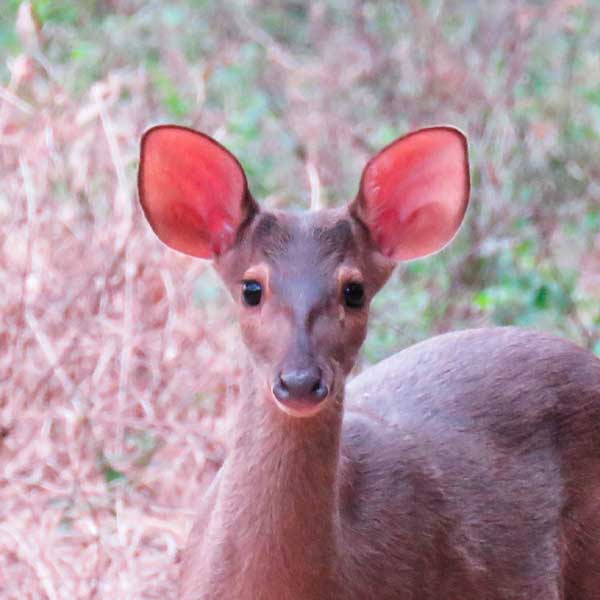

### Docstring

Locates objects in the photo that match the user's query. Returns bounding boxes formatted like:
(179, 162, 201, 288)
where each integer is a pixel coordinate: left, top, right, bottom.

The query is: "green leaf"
(104, 465, 126, 484)
(473, 290, 493, 310)
(533, 285, 550, 310)
(585, 210, 599, 230)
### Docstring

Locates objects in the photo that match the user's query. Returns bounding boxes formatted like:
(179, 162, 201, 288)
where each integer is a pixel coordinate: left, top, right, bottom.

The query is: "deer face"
(138, 126, 469, 418)
(214, 209, 394, 417)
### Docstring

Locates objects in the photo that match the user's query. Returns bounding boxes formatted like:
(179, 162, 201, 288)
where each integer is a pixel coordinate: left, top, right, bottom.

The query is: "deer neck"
(214, 366, 344, 598)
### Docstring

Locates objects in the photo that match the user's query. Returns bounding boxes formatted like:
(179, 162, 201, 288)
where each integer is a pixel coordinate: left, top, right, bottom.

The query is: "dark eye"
(343, 282, 365, 309)
(242, 280, 262, 306)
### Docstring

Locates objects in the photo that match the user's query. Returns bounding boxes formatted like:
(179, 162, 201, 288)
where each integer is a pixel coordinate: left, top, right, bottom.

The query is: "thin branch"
(306, 159, 321, 211)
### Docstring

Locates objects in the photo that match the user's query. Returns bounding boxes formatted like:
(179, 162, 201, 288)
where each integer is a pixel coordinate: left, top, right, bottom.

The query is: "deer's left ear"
(350, 127, 470, 261)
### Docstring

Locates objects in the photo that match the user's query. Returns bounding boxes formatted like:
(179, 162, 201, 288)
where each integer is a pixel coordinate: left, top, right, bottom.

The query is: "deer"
(137, 124, 600, 600)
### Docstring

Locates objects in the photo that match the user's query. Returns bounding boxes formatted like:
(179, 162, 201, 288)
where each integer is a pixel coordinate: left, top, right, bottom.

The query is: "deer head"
(138, 125, 469, 418)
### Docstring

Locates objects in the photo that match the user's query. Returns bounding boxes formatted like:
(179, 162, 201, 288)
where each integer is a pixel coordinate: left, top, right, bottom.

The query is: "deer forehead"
(247, 211, 360, 280)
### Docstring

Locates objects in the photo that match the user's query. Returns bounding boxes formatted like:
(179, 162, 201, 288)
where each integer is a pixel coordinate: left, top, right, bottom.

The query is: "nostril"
(313, 381, 329, 400)
(272, 377, 289, 402)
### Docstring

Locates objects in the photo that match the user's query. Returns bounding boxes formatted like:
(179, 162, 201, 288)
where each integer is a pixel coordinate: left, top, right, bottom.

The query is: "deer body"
(137, 125, 600, 599)
(180, 327, 600, 599)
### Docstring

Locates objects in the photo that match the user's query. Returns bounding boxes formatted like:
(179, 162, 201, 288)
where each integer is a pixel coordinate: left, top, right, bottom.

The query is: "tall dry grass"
(1, 21, 239, 598)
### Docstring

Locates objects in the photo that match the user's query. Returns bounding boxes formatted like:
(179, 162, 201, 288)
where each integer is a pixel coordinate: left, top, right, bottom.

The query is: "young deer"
(138, 125, 600, 600)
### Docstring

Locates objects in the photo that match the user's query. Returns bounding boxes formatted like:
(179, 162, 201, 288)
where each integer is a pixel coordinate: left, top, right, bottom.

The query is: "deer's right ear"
(138, 125, 257, 259)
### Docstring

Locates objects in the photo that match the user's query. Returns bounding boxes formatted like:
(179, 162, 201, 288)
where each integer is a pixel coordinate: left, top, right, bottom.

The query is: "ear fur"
(351, 126, 470, 261)
(138, 125, 257, 258)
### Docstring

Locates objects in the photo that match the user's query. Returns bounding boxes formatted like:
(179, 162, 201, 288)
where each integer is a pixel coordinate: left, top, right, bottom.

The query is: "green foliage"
(31, 0, 80, 25)
(151, 66, 192, 118)
(98, 451, 127, 486)
(104, 465, 126, 484)
(2, 0, 597, 357)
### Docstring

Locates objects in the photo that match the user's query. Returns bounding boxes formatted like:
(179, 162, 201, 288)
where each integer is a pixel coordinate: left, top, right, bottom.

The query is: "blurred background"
(1, 0, 599, 597)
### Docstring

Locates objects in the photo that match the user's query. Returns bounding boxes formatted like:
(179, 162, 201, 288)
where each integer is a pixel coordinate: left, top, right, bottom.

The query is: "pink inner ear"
(139, 126, 248, 258)
(359, 127, 469, 261)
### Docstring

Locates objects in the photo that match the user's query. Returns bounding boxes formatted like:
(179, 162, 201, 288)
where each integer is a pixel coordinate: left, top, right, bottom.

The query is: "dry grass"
(1, 1, 599, 597)
(0, 41, 240, 599)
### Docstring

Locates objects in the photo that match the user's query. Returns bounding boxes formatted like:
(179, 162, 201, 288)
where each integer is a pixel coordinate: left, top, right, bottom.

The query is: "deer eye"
(242, 280, 262, 306)
(343, 282, 365, 309)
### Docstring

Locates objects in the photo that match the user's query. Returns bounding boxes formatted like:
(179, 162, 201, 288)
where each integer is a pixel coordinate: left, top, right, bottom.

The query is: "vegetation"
(1, 0, 598, 596)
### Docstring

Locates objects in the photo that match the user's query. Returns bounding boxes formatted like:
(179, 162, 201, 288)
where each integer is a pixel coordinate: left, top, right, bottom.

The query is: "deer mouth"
(272, 394, 329, 418)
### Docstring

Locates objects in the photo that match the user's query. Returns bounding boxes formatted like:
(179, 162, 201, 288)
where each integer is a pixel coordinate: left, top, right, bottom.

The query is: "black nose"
(273, 367, 329, 403)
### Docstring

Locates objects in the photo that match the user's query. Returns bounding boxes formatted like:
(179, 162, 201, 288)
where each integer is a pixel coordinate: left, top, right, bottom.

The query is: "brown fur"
(178, 210, 600, 600)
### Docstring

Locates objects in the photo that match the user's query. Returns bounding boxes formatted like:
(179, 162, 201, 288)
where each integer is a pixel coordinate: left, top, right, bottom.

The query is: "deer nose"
(273, 367, 329, 403)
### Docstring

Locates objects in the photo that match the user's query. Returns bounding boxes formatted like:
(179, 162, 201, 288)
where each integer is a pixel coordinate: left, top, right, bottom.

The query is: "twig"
(0, 86, 33, 114)
(306, 159, 321, 211)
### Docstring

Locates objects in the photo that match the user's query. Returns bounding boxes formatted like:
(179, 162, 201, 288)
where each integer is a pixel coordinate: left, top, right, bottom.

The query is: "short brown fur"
(137, 126, 600, 600)
(181, 211, 600, 600)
